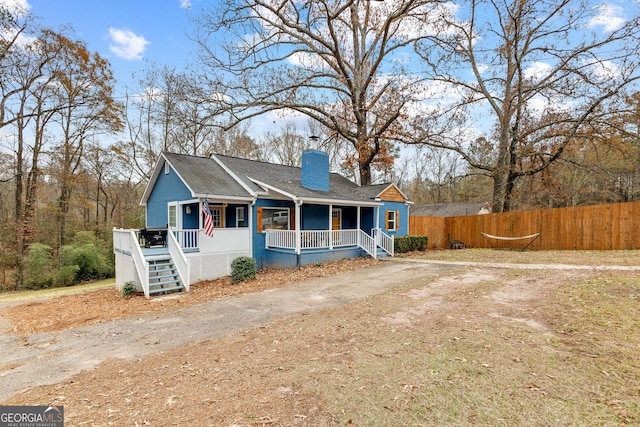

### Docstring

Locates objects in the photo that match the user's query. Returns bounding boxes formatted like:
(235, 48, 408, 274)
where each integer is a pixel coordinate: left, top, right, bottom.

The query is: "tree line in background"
(2, 0, 640, 289)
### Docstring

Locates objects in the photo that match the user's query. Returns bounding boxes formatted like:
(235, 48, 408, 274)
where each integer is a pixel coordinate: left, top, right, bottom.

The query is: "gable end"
(379, 185, 407, 202)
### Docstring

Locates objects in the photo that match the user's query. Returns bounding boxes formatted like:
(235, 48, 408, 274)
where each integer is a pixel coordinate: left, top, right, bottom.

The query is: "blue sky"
(3, 0, 199, 93)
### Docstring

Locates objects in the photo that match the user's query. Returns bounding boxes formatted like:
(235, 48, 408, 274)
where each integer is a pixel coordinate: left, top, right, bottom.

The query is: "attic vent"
(164, 162, 170, 174)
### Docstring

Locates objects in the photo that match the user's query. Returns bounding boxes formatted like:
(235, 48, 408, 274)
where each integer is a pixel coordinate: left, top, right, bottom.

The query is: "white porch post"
(329, 204, 333, 249)
(295, 202, 301, 254)
(248, 202, 254, 256)
(357, 206, 361, 247)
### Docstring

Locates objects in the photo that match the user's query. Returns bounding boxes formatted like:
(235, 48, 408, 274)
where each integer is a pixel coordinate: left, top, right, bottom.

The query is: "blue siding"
(265, 247, 366, 269)
(301, 205, 329, 229)
(301, 150, 330, 191)
(252, 199, 295, 269)
(225, 204, 249, 228)
(146, 163, 193, 227)
(341, 206, 358, 229)
(379, 201, 409, 236)
(360, 207, 375, 234)
(182, 203, 199, 229)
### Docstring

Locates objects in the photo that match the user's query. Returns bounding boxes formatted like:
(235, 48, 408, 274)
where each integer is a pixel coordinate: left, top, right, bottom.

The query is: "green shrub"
(122, 281, 137, 298)
(412, 235, 428, 251)
(394, 235, 428, 253)
(23, 243, 55, 289)
(60, 243, 111, 282)
(56, 265, 80, 287)
(231, 257, 256, 283)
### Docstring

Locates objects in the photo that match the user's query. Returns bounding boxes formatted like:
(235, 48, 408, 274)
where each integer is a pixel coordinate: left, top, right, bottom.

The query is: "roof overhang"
(250, 178, 381, 207)
(193, 194, 255, 202)
(140, 152, 199, 206)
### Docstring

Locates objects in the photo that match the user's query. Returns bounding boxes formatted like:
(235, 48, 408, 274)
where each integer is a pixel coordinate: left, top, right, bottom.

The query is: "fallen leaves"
(2, 257, 378, 335)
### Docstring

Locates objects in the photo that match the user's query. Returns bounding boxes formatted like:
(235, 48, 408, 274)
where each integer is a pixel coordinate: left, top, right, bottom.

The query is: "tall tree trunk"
(13, 116, 25, 289)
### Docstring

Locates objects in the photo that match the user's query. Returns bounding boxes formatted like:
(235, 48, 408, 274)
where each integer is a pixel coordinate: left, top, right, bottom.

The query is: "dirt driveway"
(0, 259, 457, 401)
(1, 254, 639, 426)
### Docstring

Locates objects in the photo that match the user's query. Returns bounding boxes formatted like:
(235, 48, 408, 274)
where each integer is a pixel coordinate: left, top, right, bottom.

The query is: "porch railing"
(358, 230, 376, 258)
(113, 228, 150, 297)
(172, 229, 199, 250)
(267, 229, 362, 250)
(374, 228, 394, 257)
(167, 229, 191, 291)
(266, 228, 391, 258)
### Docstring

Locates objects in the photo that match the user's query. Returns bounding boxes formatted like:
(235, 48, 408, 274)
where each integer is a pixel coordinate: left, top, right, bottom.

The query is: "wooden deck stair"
(147, 255, 184, 296)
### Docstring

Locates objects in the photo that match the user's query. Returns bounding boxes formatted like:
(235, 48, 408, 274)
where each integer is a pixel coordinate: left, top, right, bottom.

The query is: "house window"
(211, 207, 223, 228)
(168, 203, 177, 228)
(236, 207, 245, 227)
(203, 206, 224, 228)
(261, 208, 290, 230)
(386, 210, 398, 231)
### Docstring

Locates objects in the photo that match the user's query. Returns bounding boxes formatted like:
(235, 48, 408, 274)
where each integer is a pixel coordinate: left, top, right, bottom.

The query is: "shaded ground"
(1, 251, 639, 426)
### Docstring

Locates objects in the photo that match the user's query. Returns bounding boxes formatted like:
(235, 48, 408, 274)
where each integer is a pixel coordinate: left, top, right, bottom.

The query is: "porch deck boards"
(142, 247, 169, 257)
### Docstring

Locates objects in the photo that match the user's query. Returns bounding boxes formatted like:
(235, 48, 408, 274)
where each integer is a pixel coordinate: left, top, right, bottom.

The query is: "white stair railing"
(358, 230, 377, 258)
(129, 230, 150, 298)
(167, 230, 191, 291)
(373, 228, 394, 257)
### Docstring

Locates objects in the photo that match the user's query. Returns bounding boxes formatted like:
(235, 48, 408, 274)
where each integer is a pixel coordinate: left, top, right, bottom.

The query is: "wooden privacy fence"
(409, 201, 640, 251)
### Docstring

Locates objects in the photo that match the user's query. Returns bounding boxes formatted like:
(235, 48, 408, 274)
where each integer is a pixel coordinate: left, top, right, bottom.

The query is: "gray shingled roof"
(355, 183, 390, 199)
(411, 202, 487, 217)
(164, 152, 251, 198)
(163, 151, 390, 204)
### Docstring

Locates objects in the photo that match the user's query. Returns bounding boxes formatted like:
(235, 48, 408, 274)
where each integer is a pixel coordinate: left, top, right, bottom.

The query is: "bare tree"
(261, 121, 309, 167)
(412, 0, 640, 211)
(117, 65, 222, 182)
(45, 29, 123, 247)
(195, 0, 442, 184)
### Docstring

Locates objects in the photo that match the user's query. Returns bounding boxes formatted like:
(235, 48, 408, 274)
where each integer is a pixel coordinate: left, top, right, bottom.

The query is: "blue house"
(113, 150, 411, 297)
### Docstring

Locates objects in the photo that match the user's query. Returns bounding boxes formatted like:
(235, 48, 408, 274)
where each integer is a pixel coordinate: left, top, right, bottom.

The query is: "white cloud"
(0, 0, 30, 16)
(588, 59, 620, 80)
(179, 0, 191, 9)
(524, 61, 552, 80)
(108, 27, 149, 60)
(0, 0, 36, 50)
(588, 4, 625, 32)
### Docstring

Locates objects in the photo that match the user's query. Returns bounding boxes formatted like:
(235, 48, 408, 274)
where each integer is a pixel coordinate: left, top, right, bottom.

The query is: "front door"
(332, 208, 341, 244)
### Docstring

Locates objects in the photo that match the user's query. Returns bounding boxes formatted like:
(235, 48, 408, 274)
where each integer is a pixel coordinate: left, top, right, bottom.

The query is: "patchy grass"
(3, 254, 639, 426)
(404, 248, 640, 266)
(0, 278, 114, 303)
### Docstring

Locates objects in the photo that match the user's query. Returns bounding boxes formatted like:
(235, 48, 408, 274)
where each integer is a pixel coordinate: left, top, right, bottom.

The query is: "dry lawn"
(1, 250, 639, 426)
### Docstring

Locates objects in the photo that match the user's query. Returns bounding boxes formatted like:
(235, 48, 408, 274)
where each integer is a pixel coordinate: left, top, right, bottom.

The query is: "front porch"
(266, 228, 392, 256)
(113, 226, 252, 298)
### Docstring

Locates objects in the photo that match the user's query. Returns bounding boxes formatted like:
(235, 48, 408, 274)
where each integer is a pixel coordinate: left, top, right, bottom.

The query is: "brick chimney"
(301, 148, 330, 192)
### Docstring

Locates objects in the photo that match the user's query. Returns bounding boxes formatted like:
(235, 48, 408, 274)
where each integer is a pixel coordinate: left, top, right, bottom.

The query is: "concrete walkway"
(0, 259, 461, 402)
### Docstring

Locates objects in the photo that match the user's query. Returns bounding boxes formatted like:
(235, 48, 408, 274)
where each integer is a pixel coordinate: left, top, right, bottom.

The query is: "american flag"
(202, 198, 215, 237)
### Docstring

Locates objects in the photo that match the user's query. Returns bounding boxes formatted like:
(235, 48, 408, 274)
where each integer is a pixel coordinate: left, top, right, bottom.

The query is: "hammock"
(480, 232, 541, 251)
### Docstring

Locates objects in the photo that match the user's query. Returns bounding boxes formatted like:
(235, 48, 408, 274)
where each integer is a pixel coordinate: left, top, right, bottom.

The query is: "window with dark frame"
(261, 208, 290, 230)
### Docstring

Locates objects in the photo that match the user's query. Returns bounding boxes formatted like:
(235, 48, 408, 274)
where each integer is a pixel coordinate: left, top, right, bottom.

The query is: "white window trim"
(236, 206, 245, 227)
(387, 210, 397, 231)
(168, 202, 178, 229)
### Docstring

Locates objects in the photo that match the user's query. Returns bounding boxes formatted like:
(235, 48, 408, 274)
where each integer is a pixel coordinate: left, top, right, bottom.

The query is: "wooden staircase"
(147, 255, 184, 296)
